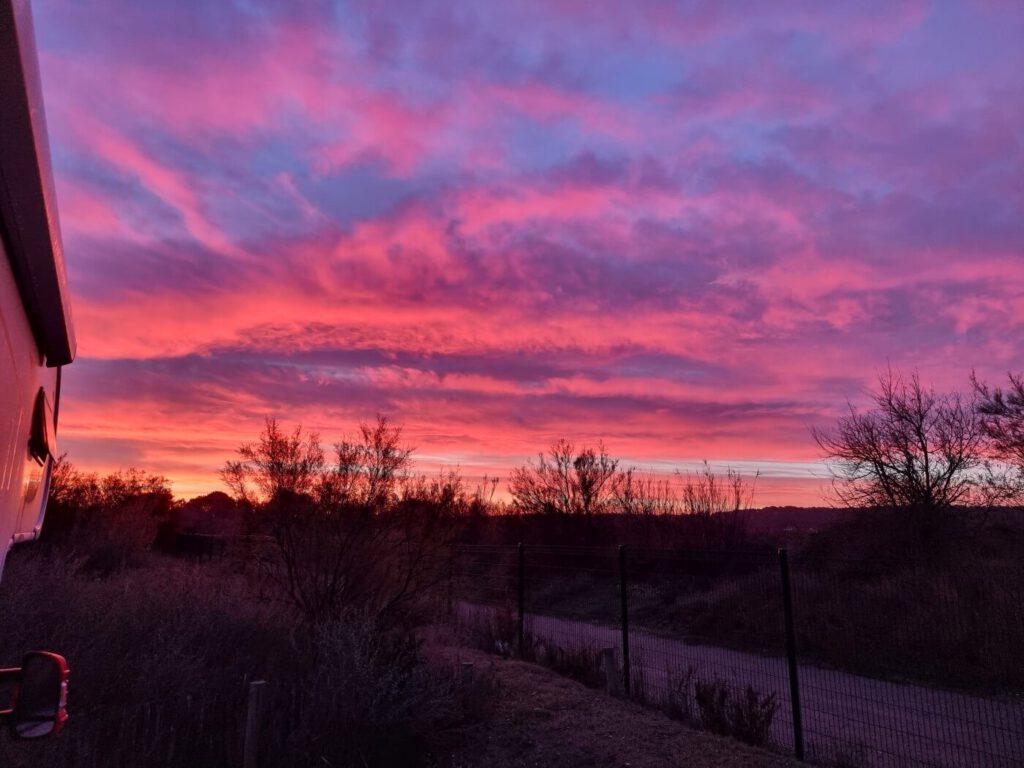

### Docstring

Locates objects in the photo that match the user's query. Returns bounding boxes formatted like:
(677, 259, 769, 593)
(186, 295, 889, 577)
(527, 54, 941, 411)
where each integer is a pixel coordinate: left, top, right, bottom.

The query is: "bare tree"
(43, 455, 172, 570)
(679, 462, 757, 547)
(320, 415, 414, 509)
(469, 474, 500, 516)
(509, 439, 619, 515)
(225, 417, 453, 626)
(813, 369, 990, 514)
(612, 468, 679, 515)
(221, 418, 325, 506)
(973, 372, 1024, 494)
(359, 415, 414, 508)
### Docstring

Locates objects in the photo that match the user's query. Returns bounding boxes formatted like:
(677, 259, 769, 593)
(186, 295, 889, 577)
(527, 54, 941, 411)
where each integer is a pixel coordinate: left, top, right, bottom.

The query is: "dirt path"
(519, 610, 1024, 768)
(433, 644, 798, 768)
(453, 603, 1024, 767)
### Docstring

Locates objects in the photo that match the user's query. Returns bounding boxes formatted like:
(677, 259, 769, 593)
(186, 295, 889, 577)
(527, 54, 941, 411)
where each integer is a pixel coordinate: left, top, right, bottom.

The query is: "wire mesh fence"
(450, 543, 1024, 768)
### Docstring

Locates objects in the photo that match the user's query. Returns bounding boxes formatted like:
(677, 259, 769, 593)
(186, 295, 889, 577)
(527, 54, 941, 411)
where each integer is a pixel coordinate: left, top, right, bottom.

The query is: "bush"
(694, 678, 777, 746)
(534, 641, 605, 689)
(662, 665, 698, 722)
(0, 549, 496, 767)
(460, 605, 530, 660)
(288, 618, 493, 766)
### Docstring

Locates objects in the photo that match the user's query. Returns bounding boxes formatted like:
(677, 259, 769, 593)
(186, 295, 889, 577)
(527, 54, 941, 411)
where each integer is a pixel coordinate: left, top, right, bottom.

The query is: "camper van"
(0, 0, 75, 575)
(0, 0, 75, 739)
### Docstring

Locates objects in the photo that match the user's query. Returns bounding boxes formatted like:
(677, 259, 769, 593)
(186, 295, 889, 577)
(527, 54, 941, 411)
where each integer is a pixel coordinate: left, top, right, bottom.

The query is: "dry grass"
(0, 550, 494, 767)
(432, 644, 797, 768)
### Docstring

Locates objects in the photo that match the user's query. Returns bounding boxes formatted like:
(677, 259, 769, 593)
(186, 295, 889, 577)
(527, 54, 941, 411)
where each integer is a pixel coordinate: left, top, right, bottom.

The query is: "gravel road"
(461, 604, 1024, 767)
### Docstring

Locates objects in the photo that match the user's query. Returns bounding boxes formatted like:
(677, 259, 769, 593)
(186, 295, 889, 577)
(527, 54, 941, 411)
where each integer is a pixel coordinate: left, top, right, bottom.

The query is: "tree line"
(41, 367, 1024, 621)
(815, 368, 1024, 516)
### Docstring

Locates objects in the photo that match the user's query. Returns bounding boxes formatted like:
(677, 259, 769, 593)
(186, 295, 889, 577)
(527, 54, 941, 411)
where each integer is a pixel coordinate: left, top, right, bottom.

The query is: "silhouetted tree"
(224, 417, 454, 626)
(679, 462, 757, 547)
(612, 468, 678, 515)
(610, 462, 755, 545)
(321, 415, 413, 509)
(973, 371, 1024, 501)
(813, 369, 992, 515)
(221, 418, 325, 506)
(509, 439, 619, 515)
(43, 455, 172, 571)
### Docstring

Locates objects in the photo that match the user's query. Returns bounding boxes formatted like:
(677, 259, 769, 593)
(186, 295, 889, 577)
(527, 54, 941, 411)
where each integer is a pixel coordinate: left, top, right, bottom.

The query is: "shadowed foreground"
(456, 602, 1024, 767)
(434, 644, 796, 768)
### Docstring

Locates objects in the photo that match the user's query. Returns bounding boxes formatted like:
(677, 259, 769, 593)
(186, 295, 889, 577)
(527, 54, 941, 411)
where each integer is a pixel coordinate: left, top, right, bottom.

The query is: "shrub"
(288, 618, 492, 766)
(534, 641, 605, 688)
(460, 605, 530, 659)
(694, 678, 777, 746)
(662, 665, 698, 722)
(0, 549, 498, 768)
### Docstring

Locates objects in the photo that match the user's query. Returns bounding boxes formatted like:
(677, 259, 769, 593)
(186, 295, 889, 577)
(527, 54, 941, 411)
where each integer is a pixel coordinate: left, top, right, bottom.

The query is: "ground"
(431, 645, 797, 768)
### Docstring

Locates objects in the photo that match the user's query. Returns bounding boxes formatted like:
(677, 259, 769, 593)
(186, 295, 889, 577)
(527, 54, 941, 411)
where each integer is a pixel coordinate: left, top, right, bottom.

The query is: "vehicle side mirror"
(6, 652, 68, 739)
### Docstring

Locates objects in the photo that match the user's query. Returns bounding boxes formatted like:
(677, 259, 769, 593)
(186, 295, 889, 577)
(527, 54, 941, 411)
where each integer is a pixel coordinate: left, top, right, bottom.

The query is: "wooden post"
(243, 680, 268, 768)
(599, 647, 619, 696)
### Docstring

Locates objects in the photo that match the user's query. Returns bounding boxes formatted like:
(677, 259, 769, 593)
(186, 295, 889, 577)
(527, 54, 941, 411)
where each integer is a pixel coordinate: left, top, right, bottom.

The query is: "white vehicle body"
(0, 0, 76, 577)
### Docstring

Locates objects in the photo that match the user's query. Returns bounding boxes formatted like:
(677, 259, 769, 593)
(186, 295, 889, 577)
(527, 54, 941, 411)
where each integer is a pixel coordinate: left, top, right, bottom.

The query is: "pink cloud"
(37, 0, 1024, 504)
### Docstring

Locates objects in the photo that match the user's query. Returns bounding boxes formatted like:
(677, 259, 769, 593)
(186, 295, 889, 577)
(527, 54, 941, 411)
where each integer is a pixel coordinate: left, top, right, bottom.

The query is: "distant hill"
(745, 506, 844, 533)
(177, 491, 242, 536)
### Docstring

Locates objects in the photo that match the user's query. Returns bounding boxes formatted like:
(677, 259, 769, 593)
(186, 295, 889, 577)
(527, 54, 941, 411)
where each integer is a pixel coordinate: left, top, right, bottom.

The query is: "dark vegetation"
(0, 418, 494, 767)
(457, 369, 1024, 694)
(459, 606, 780, 748)
(693, 679, 778, 747)
(2, 367, 1022, 763)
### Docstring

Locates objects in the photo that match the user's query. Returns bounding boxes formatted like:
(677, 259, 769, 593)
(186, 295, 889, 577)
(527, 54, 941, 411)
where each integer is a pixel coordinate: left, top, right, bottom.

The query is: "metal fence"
(450, 543, 1024, 767)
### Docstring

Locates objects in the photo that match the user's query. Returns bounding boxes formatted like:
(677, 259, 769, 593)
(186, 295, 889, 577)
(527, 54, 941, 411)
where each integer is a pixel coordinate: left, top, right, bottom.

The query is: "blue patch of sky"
(874, 3, 1019, 93)
(571, 47, 683, 104)
(501, 115, 626, 172)
(303, 161, 425, 227)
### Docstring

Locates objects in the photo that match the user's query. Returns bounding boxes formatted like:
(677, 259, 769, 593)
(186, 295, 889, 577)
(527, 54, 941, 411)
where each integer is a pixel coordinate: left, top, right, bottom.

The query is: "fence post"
(446, 547, 454, 617)
(243, 679, 268, 768)
(599, 647, 620, 696)
(779, 549, 805, 761)
(517, 542, 525, 657)
(618, 544, 631, 697)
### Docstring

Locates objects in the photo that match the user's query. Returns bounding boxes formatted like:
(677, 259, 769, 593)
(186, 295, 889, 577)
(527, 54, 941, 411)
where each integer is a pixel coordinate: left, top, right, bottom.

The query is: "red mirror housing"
(0, 651, 69, 739)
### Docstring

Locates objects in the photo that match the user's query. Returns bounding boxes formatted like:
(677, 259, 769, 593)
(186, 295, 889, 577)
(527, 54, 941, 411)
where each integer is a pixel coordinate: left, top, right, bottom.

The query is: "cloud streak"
(34, 0, 1024, 503)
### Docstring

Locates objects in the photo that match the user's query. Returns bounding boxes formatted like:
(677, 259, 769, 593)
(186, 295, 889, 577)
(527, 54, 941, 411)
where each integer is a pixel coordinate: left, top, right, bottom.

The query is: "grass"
(454, 603, 782, 752)
(0, 545, 494, 767)
(455, 530, 1024, 694)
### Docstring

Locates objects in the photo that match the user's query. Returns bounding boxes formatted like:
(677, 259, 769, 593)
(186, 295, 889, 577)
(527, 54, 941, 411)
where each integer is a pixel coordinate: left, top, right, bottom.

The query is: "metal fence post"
(619, 544, 631, 697)
(779, 549, 805, 761)
(517, 542, 525, 657)
(243, 679, 268, 768)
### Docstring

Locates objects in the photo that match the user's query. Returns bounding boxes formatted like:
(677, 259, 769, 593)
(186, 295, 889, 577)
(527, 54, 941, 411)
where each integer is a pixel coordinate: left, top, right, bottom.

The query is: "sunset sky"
(34, 0, 1024, 504)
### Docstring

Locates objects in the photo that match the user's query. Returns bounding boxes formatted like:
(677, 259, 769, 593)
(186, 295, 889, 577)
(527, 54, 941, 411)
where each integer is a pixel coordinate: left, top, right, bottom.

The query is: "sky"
(33, 0, 1024, 504)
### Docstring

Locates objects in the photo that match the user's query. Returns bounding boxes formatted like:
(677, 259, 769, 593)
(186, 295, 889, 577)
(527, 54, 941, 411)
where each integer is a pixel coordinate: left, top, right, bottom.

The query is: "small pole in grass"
(779, 549, 805, 761)
(599, 647, 619, 696)
(619, 544, 631, 697)
(517, 542, 526, 657)
(243, 679, 268, 768)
